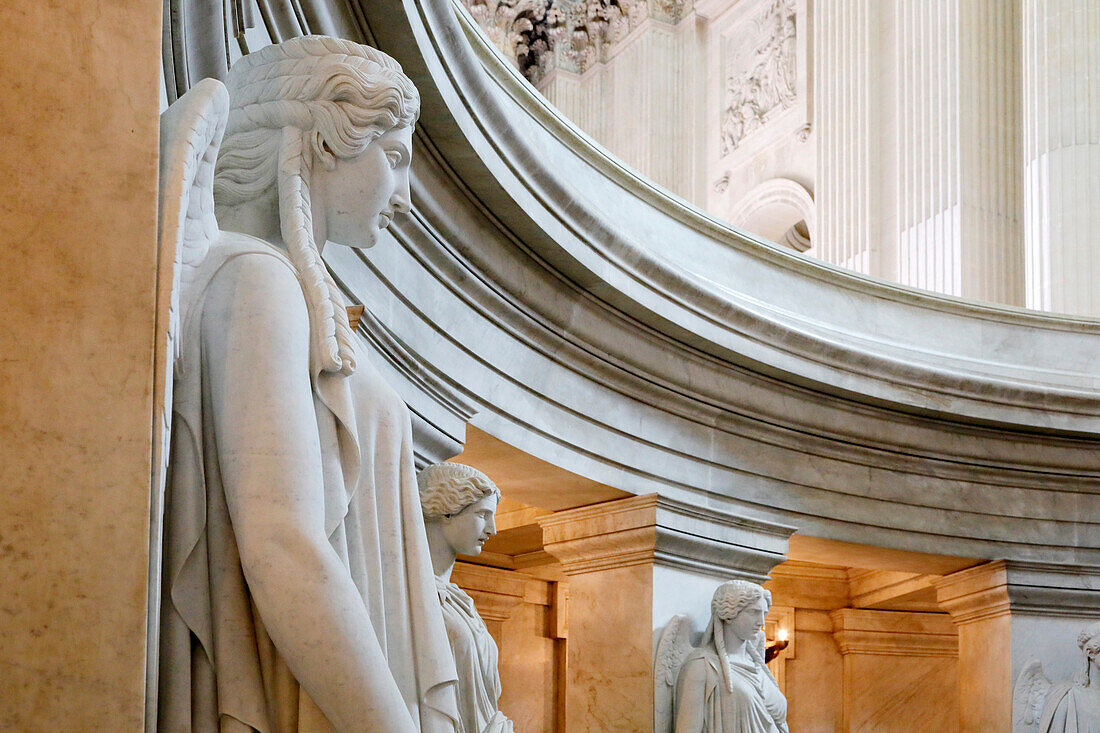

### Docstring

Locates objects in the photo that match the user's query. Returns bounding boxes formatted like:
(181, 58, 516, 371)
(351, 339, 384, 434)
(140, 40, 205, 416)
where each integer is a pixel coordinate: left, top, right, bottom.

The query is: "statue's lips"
(378, 212, 393, 228)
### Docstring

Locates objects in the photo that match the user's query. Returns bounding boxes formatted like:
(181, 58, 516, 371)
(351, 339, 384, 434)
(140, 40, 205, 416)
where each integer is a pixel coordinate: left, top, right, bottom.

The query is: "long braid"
(712, 616, 735, 694)
(214, 36, 420, 376)
(277, 126, 356, 375)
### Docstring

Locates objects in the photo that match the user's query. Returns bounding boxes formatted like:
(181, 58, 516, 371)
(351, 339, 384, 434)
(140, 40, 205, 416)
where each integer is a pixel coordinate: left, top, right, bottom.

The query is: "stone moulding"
(165, 0, 1100, 563)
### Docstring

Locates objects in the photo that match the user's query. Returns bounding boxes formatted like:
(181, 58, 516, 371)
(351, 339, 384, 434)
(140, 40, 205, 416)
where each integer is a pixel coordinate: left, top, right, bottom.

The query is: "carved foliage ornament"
(461, 0, 693, 84)
(720, 0, 797, 156)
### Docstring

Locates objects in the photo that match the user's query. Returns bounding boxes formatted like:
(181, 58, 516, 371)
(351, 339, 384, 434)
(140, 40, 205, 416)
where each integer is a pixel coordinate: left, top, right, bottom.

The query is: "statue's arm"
(673, 658, 707, 733)
(203, 255, 416, 733)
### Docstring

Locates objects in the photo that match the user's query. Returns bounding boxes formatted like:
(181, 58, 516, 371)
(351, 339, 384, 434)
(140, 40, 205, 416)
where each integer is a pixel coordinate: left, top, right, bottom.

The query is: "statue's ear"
(313, 131, 337, 171)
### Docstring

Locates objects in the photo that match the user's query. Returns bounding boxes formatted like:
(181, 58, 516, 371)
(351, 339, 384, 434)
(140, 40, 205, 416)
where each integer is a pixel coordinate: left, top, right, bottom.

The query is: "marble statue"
(1015, 622, 1100, 733)
(156, 36, 460, 732)
(418, 463, 514, 733)
(655, 580, 788, 733)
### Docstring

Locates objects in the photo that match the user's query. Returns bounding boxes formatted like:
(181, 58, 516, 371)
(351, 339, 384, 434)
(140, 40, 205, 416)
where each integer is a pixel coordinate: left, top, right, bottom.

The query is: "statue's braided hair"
(710, 580, 772, 694)
(214, 36, 420, 375)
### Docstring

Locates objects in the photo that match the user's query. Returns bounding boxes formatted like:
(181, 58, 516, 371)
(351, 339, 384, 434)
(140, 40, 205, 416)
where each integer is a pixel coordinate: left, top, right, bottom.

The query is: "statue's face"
(728, 597, 768, 642)
(441, 493, 498, 556)
(313, 124, 413, 249)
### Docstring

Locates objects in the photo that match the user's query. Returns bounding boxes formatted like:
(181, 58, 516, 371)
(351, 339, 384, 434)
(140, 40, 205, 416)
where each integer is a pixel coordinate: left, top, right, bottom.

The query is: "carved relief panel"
(717, 0, 808, 158)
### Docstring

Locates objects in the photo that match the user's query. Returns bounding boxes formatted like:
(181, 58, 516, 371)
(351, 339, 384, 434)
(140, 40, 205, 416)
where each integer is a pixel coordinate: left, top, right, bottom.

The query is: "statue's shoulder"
(678, 647, 720, 679)
(202, 233, 302, 305)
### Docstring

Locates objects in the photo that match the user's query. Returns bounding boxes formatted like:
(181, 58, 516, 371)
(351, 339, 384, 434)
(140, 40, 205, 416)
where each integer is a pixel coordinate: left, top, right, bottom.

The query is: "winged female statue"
(1014, 622, 1100, 733)
(154, 37, 460, 732)
(654, 580, 788, 733)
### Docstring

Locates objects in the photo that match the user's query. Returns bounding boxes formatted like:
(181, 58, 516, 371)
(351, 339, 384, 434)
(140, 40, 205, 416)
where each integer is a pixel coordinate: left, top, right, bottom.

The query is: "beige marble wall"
(452, 561, 562, 732)
(498, 596, 560, 732)
(784, 610, 844, 733)
(767, 556, 967, 733)
(832, 610, 959, 732)
(0, 1, 161, 730)
(561, 563, 654, 730)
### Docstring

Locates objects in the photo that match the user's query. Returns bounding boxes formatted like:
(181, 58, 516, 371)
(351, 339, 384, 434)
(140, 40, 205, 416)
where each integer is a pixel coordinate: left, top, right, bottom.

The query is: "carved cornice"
(830, 609, 958, 658)
(539, 494, 794, 580)
(935, 561, 1100, 625)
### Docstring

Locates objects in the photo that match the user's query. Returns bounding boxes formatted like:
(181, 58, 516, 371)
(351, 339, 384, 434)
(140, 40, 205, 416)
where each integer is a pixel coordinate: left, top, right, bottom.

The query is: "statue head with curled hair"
(214, 36, 421, 376)
(418, 463, 502, 571)
(1074, 621, 1100, 687)
(705, 580, 772, 693)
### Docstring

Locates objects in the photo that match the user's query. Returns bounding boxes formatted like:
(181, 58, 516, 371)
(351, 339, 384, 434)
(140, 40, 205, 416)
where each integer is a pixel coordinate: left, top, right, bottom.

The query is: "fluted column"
(1023, 0, 1100, 315)
(814, 0, 884, 275)
(815, 0, 1023, 304)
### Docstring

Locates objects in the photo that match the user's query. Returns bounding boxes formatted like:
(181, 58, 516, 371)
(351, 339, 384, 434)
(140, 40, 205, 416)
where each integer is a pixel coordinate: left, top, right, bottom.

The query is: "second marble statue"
(419, 463, 515, 733)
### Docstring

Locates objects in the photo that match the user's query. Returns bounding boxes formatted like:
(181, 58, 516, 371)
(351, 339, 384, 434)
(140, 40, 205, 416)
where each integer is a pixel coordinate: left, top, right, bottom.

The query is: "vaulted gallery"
(2, 0, 1098, 731)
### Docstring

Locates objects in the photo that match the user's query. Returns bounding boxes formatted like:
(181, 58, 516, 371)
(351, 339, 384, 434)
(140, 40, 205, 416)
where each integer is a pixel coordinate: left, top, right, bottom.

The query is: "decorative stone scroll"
(720, 0, 797, 156)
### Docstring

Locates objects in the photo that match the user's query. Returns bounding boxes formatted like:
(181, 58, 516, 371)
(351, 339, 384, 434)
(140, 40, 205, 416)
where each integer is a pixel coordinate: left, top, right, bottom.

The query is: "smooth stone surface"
(0, 0, 162, 729)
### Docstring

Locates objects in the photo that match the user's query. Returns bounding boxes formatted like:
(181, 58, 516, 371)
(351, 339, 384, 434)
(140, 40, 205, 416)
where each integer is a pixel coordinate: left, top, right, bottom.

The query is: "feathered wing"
(655, 614, 696, 733)
(147, 76, 229, 708)
(1013, 659, 1053, 730)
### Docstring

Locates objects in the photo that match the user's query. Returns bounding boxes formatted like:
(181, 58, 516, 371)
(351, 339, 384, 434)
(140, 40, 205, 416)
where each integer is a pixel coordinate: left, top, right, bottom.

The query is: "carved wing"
(147, 77, 229, 693)
(1013, 659, 1053, 730)
(654, 614, 695, 733)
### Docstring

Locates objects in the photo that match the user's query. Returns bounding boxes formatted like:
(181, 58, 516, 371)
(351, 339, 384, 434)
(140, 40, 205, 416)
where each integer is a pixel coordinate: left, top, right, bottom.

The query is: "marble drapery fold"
(435, 578, 513, 733)
(674, 648, 787, 733)
(159, 231, 458, 732)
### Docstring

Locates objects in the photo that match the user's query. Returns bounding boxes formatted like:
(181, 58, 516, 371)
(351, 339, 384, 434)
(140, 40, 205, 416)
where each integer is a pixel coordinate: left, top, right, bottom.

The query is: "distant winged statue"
(654, 580, 788, 733)
(1013, 622, 1100, 733)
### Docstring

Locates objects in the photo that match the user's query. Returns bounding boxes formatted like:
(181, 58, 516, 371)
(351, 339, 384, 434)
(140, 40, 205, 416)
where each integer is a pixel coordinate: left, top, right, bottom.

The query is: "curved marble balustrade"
(169, 0, 1100, 563)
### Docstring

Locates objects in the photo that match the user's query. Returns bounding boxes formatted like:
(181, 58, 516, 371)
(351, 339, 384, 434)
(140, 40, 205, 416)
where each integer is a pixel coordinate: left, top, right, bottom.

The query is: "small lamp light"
(765, 627, 790, 663)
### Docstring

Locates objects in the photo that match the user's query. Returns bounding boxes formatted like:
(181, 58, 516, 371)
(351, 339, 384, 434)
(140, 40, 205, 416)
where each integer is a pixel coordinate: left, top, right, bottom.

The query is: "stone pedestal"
(935, 560, 1100, 732)
(539, 494, 795, 732)
(1023, 0, 1100, 315)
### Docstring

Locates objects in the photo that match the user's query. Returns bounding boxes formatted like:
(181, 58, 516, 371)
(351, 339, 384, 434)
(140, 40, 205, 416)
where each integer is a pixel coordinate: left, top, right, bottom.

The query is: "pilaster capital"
(538, 494, 796, 581)
(934, 560, 1100, 625)
(829, 609, 958, 658)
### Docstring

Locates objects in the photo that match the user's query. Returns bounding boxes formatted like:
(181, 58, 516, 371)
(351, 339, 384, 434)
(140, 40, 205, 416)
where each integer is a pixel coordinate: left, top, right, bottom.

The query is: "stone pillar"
(539, 494, 795, 732)
(830, 609, 959, 732)
(1022, 0, 1100, 316)
(935, 561, 1100, 732)
(815, 0, 1023, 304)
(0, 0, 162, 730)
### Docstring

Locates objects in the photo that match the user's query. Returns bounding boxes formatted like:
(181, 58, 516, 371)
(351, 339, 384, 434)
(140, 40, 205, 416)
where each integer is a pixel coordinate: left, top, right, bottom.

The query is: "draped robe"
(435, 579, 512, 733)
(674, 649, 787, 733)
(1039, 683, 1100, 733)
(159, 231, 458, 732)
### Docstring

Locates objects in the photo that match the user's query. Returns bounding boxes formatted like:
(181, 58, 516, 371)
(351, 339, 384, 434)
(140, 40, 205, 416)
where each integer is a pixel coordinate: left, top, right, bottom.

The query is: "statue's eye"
(385, 149, 401, 168)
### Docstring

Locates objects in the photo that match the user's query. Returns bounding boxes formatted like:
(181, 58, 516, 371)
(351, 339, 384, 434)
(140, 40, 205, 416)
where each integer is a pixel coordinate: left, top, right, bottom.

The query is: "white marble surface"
(158, 38, 457, 733)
